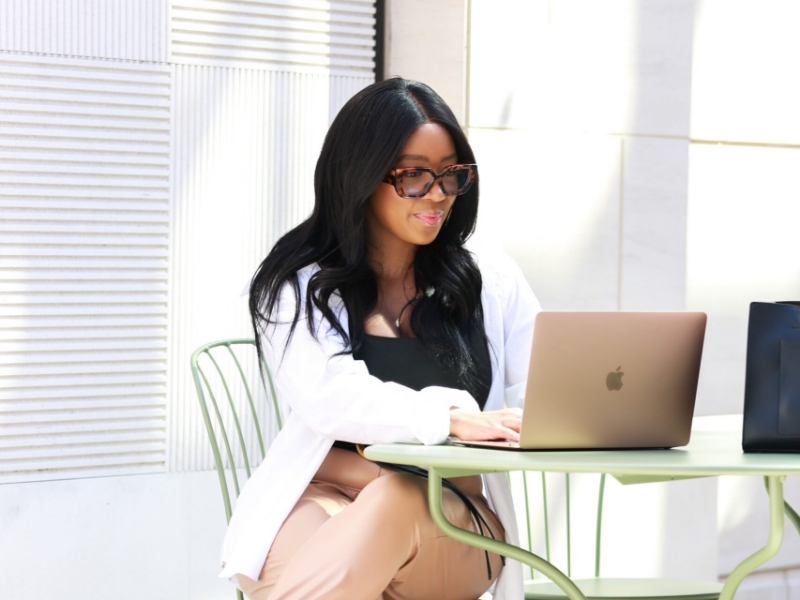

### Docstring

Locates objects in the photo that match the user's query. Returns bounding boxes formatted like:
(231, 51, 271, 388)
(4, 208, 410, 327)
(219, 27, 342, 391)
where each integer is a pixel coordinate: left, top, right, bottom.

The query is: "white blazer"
(220, 246, 541, 600)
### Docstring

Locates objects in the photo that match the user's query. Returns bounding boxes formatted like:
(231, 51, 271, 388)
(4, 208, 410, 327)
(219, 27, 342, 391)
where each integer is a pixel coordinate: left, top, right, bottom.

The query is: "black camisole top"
(331, 325, 493, 450)
(334, 325, 493, 459)
(355, 326, 492, 408)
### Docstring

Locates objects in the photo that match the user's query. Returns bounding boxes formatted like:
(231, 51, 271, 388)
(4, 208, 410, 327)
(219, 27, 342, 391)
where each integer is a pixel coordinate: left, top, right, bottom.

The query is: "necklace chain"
(387, 291, 421, 334)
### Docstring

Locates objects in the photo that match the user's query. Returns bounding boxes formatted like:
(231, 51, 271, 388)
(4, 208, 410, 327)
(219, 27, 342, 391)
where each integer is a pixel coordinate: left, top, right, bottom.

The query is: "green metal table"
(364, 416, 800, 600)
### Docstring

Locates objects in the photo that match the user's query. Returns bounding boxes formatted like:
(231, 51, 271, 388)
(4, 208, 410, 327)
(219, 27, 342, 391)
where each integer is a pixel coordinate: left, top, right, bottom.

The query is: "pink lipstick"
(414, 211, 444, 226)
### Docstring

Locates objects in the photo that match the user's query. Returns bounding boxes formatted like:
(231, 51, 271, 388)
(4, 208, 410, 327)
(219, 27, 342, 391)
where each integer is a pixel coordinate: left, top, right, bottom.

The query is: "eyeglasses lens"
(397, 171, 433, 198)
(442, 167, 472, 194)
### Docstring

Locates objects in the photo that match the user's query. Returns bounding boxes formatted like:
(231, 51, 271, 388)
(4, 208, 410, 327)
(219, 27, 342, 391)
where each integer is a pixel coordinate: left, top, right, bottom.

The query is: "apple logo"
(606, 366, 624, 391)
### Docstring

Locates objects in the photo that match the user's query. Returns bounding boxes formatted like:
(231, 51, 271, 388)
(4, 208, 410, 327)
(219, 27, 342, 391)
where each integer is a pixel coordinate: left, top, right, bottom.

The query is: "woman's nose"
(426, 181, 447, 202)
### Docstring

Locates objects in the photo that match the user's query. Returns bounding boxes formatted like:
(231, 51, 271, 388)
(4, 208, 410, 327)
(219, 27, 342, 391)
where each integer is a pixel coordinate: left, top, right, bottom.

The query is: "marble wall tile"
(620, 137, 690, 310)
(469, 128, 622, 310)
(386, 0, 468, 124)
(686, 143, 800, 416)
(468, 0, 695, 137)
(467, 0, 549, 130)
(691, 0, 800, 145)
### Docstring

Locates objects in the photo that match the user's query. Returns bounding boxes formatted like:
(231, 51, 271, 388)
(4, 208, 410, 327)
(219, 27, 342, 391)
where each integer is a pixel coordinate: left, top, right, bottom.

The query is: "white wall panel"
(691, 0, 800, 145)
(469, 128, 622, 311)
(0, 0, 169, 62)
(385, 0, 468, 124)
(168, 65, 371, 471)
(0, 471, 231, 600)
(620, 137, 689, 310)
(468, 0, 695, 137)
(171, 0, 376, 74)
(329, 73, 371, 119)
(0, 53, 171, 483)
(686, 143, 800, 416)
(467, 0, 548, 129)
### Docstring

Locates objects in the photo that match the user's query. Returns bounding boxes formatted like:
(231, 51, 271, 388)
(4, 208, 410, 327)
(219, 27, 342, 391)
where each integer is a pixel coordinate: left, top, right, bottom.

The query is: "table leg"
(426, 467, 587, 600)
(719, 475, 786, 600)
(767, 476, 800, 538)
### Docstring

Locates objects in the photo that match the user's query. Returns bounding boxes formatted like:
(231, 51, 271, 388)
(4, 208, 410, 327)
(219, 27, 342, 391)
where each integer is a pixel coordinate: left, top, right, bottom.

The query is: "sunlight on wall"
(687, 142, 800, 573)
(168, 70, 372, 471)
(691, 0, 800, 145)
(686, 143, 800, 416)
(469, 129, 621, 311)
(466, 0, 719, 582)
(468, 0, 688, 137)
(686, 0, 800, 579)
(718, 477, 760, 537)
(687, 145, 800, 297)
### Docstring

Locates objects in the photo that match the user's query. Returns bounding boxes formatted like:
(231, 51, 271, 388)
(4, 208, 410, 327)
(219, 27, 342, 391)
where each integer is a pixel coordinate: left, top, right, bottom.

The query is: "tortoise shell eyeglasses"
(383, 164, 477, 199)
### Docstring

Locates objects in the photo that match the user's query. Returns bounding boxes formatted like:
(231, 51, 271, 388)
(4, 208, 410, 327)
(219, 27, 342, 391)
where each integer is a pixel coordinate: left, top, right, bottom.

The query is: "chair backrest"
(190, 339, 283, 523)
(514, 471, 607, 581)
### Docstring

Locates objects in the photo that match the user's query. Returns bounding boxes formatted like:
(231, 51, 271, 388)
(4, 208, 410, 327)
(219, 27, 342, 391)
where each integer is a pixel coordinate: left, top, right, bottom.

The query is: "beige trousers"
(237, 447, 505, 600)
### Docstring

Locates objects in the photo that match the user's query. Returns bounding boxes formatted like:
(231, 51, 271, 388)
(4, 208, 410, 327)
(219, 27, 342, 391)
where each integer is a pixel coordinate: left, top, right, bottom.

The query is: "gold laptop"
(450, 311, 707, 450)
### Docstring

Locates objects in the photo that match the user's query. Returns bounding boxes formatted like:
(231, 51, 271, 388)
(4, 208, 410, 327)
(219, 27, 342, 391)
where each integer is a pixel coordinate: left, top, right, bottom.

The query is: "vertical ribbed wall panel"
(0, 0, 170, 62)
(329, 74, 373, 120)
(171, 0, 375, 74)
(0, 53, 171, 483)
(168, 66, 371, 471)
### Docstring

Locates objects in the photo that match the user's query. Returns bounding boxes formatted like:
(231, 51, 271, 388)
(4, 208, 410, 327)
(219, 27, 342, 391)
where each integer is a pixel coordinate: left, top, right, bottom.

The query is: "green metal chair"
(190, 339, 283, 600)
(513, 471, 723, 600)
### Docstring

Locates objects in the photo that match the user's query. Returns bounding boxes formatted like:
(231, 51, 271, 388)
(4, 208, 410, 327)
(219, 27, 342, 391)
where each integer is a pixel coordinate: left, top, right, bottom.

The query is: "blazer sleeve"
(261, 273, 480, 446)
(499, 257, 542, 408)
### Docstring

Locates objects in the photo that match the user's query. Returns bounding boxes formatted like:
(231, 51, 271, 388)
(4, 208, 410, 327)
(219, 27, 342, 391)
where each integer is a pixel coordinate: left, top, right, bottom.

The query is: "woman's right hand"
(449, 407, 522, 442)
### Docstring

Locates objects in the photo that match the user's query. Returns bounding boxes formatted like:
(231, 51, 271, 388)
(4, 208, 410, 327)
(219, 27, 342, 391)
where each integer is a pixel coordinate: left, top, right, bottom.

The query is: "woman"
(220, 78, 541, 600)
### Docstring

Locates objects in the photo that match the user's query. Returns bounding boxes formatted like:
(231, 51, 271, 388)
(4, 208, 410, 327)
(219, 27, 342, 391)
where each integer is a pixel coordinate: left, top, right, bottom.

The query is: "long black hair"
(250, 77, 488, 398)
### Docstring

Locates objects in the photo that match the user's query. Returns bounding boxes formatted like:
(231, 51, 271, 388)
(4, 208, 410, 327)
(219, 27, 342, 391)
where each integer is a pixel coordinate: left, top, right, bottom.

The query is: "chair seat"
(524, 577, 722, 600)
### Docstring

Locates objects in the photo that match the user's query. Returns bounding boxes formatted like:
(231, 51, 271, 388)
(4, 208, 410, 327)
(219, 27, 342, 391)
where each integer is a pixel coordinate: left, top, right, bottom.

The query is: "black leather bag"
(742, 301, 800, 452)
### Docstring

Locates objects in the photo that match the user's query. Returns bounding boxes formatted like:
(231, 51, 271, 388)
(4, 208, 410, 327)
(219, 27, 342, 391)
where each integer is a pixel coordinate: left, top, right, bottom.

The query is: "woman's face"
(367, 122, 459, 252)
